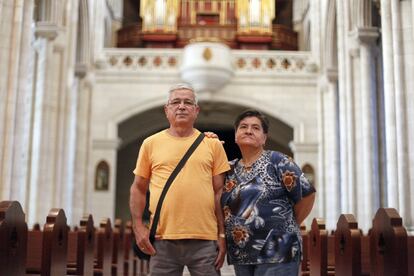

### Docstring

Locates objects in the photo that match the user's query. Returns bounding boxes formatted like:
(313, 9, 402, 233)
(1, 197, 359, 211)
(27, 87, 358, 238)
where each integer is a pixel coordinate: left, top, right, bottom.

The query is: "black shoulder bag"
(133, 133, 205, 260)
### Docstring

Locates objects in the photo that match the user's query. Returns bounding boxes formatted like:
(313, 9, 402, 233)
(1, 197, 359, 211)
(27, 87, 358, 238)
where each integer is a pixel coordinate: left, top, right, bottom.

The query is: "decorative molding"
(98, 48, 317, 78)
(34, 22, 61, 40)
(92, 138, 121, 150)
(289, 142, 318, 153)
(326, 68, 338, 83)
(350, 27, 379, 45)
(75, 63, 88, 78)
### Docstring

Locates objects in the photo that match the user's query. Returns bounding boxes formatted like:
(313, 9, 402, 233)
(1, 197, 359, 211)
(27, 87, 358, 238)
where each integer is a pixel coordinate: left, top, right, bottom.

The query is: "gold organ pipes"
(236, 0, 275, 34)
(140, 0, 179, 32)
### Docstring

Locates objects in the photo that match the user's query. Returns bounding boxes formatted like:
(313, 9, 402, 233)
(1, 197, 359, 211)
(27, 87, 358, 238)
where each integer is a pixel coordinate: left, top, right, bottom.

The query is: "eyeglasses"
(168, 99, 196, 108)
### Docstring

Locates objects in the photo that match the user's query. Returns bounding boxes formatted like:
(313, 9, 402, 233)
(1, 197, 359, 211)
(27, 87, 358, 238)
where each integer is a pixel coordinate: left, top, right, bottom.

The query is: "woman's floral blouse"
(222, 150, 316, 265)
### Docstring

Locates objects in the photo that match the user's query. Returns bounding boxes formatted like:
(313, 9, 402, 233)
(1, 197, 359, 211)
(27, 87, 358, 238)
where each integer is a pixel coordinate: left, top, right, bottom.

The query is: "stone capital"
(34, 22, 62, 40)
(326, 68, 338, 83)
(75, 63, 88, 79)
(289, 142, 318, 154)
(92, 139, 121, 150)
(350, 27, 379, 45)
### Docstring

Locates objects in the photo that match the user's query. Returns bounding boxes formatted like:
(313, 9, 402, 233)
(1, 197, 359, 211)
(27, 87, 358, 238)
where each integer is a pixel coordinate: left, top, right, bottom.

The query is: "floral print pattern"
(222, 150, 316, 265)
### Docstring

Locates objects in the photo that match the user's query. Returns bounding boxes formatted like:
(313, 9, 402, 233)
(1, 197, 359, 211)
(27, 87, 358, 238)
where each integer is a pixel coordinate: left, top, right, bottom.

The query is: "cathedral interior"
(1, 0, 414, 237)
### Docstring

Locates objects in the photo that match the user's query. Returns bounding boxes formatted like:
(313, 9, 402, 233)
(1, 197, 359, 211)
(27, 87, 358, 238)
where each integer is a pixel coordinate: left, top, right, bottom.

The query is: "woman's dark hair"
(234, 109, 269, 134)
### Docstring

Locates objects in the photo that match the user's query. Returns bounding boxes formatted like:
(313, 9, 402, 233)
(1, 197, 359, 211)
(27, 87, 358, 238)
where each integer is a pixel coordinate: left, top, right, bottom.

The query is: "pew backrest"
(26, 208, 68, 276)
(370, 208, 407, 276)
(309, 218, 328, 276)
(67, 214, 95, 275)
(0, 201, 28, 276)
(334, 214, 361, 276)
(95, 218, 113, 275)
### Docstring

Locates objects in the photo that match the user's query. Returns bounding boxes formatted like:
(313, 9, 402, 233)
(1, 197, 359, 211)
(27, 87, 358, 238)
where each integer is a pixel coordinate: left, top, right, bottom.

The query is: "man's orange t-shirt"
(133, 129, 230, 240)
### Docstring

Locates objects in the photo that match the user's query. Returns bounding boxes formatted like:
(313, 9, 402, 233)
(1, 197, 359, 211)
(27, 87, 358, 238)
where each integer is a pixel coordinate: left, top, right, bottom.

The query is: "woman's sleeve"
(273, 152, 316, 204)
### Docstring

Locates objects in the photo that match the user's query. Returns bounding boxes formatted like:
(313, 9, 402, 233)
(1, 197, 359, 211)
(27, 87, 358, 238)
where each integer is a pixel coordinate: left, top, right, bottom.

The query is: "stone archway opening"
(115, 101, 293, 221)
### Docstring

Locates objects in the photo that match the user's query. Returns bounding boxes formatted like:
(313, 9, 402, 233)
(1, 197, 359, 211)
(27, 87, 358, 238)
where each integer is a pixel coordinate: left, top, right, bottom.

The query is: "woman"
(222, 109, 316, 276)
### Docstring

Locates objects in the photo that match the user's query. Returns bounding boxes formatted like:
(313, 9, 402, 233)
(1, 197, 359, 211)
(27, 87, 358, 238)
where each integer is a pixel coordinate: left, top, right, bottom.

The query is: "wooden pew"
(124, 221, 135, 276)
(360, 232, 370, 275)
(308, 218, 328, 276)
(334, 214, 361, 276)
(327, 234, 335, 273)
(300, 224, 310, 275)
(0, 201, 28, 276)
(67, 214, 95, 275)
(26, 208, 68, 276)
(370, 208, 408, 276)
(94, 218, 113, 275)
(409, 235, 414, 276)
(112, 219, 124, 276)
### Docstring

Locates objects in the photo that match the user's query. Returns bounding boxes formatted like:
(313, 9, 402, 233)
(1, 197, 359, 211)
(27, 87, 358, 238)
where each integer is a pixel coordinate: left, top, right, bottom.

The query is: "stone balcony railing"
(98, 48, 317, 75)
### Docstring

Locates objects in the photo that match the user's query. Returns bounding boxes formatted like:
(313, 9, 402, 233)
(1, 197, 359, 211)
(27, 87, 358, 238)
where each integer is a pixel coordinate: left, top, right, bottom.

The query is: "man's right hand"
(133, 222, 157, 256)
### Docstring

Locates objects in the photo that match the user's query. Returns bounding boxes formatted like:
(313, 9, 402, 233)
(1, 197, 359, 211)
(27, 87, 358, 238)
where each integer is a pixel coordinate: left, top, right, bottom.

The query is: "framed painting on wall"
(95, 160, 110, 191)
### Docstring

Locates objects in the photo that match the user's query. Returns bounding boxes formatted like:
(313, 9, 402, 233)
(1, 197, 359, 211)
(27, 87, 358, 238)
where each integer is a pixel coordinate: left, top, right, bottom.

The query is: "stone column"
(336, 0, 351, 213)
(380, 0, 399, 210)
(323, 69, 341, 229)
(0, 0, 34, 204)
(391, 0, 410, 226)
(353, 27, 380, 231)
(92, 0, 106, 67)
(27, 22, 62, 226)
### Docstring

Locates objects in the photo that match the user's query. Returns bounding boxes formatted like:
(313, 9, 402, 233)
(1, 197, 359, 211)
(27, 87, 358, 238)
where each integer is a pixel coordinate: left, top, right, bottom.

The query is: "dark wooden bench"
(124, 221, 135, 276)
(308, 218, 329, 276)
(370, 208, 408, 276)
(26, 208, 68, 276)
(67, 214, 95, 275)
(408, 235, 414, 276)
(361, 232, 370, 275)
(112, 219, 124, 276)
(300, 224, 310, 274)
(334, 214, 361, 276)
(94, 218, 113, 275)
(307, 218, 336, 276)
(125, 220, 149, 276)
(0, 201, 28, 276)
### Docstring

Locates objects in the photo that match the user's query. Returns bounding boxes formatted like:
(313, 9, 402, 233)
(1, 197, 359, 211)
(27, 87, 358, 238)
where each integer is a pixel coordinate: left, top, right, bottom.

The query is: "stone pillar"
(0, 0, 34, 204)
(92, 0, 106, 67)
(27, 36, 55, 226)
(391, 0, 410, 226)
(317, 68, 340, 229)
(335, 0, 351, 213)
(380, 0, 399, 210)
(353, 27, 380, 231)
(324, 69, 340, 229)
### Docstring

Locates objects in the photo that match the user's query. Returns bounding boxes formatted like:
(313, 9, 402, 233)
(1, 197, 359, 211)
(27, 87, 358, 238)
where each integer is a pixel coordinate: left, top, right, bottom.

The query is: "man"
(130, 83, 230, 276)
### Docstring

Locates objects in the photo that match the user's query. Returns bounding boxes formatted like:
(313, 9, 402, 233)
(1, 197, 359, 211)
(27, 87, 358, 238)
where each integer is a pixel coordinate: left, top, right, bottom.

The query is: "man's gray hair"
(167, 83, 198, 104)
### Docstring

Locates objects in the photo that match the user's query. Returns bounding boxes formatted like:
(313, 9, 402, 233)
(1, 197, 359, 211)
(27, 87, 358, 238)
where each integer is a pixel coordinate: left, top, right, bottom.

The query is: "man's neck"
(167, 126, 195, 137)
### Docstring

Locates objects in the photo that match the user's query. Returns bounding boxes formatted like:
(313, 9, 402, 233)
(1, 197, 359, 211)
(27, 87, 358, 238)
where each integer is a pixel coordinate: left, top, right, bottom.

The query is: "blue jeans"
(233, 260, 300, 276)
